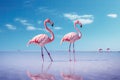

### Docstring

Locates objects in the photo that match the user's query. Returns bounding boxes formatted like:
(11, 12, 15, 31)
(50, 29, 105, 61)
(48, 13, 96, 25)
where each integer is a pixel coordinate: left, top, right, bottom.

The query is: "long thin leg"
(41, 62, 44, 73)
(73, 43, 75, 53)
(73, 43, 76, 62)
(69, 43, 71, 52)
(44, 46, 53, 62)
(69, 43, 72, 61)
(41, 47, 44, 62)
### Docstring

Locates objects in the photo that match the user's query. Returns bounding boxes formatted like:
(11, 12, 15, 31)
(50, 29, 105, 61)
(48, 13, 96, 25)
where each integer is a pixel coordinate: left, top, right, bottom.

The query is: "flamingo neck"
(74, 24, 82, 38)
(44, 22, 54, 41)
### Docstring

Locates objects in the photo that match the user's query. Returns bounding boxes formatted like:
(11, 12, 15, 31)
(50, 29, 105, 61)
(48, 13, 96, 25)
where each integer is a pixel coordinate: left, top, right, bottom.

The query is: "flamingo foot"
(51, 59, 53, 62)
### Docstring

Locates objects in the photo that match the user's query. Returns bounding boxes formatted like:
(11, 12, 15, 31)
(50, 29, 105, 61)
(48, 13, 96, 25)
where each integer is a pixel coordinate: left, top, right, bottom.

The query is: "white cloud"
(37, 28, 45, 31)
(107, 14, 118, 18)
(37, 7, 55, 13)
(54, 27, 62, 30)
(26, 26, 45, 31)
(36, 7, 58, 16)
(27, 26, 36, 30)
(5, 24, 16, 30)
(38, 20, 42, 24)
(15, 18, 32, 26)
(15, 18, 45, 31)
(56, 34, 63, 38)
(23, 0, 35, 7)
(63, 13, 94, 24)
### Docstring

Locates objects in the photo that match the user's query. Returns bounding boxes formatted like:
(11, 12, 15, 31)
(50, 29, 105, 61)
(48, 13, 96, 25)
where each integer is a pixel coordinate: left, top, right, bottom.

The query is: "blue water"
(0, 51, 120, 80)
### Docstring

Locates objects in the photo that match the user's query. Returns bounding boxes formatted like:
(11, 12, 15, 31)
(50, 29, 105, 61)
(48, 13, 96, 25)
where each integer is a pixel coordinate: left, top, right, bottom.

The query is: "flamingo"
(98, 48, 103, 53)
(27, 19, 54, 62)
(106, 48, 110, 52)
(61, 20, 82, 61)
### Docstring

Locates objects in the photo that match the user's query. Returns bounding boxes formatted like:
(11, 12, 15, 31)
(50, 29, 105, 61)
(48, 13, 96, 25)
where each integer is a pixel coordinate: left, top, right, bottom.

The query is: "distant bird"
(27, 19, 54, 62)
(106, 48, 110, 52)
(61, 20, 82, 61)
(99, 48, 103, 53)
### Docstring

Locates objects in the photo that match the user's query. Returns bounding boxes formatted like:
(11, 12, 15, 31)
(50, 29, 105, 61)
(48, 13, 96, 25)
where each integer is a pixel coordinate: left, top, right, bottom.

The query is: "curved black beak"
(80, 24, 82, 28)
(51, 23, 54, 27)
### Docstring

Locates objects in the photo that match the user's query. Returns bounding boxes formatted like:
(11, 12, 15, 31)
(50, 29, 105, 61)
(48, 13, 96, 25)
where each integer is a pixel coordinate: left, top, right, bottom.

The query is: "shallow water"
(0, 51, 120, 80)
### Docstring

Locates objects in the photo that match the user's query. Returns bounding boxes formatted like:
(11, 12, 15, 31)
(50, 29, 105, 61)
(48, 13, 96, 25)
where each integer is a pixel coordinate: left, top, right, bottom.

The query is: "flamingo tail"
(26, 41, 30, 47)
(60, 39, 63, 45)
(26, 40, 33, 47)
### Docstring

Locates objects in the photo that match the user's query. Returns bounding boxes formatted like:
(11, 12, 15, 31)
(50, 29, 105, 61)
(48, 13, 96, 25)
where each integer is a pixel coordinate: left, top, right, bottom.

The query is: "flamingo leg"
(41, 62, 44, 73)
(69, 43, 71, 52)
(44, 46, 53, 62)
(73, 43, 75, 53)
(69, 43, 72, 61)
(73, 43, 76, 62)
(41, 47, 44, 62)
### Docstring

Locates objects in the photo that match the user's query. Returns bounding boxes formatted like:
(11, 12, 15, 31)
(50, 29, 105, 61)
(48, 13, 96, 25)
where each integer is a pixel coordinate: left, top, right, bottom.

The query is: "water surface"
(0, 51, 120, 80)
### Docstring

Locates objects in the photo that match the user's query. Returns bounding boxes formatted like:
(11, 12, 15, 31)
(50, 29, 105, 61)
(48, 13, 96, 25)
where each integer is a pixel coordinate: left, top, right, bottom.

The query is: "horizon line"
(0, 50, 120, 52)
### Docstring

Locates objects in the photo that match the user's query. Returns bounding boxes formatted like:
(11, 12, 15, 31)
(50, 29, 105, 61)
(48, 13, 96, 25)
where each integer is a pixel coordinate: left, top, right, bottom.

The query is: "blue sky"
(0, 0, 120, 51)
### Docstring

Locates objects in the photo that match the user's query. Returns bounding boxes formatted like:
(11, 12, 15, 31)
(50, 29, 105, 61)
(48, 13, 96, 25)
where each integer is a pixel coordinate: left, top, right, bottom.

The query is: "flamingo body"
(28, 34, 51, 47)
(61, 32, 80, 43)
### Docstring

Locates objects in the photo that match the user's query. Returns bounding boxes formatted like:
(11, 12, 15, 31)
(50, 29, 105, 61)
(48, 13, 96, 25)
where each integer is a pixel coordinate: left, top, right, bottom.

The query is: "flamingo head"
(74, 20, 82, 28)
(45, 18, 54, 27)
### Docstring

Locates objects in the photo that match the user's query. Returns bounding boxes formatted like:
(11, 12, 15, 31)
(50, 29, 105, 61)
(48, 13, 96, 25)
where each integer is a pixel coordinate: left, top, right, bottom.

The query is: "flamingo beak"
(51, 23, 54, 27)
(80, 24, 82, 28)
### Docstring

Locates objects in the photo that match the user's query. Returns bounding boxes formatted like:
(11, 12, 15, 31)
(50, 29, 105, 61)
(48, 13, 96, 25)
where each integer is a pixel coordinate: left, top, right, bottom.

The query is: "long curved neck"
(44, 22, 54, 41)
(74, 24, 82, 37)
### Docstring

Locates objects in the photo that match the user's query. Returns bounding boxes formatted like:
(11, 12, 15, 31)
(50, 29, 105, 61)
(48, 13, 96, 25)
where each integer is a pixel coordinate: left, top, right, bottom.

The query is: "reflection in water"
(27, 62, 55, 80)
(61, 73, 83, 80)
(0, 51, 120, 80)
(61, 62, 83, 80)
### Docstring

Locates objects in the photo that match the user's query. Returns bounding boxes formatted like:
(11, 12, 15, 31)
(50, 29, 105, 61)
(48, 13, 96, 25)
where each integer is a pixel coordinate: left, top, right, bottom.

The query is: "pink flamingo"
(27, 19, 54, 62)
(98, 48, 103, 53)
(61, 20, 82, 61)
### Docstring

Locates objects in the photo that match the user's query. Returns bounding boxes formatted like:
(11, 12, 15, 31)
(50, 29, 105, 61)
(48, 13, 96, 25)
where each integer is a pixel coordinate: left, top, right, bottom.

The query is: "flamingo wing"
(28, 34, 50, 46)
(61, 32, 79, 43)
